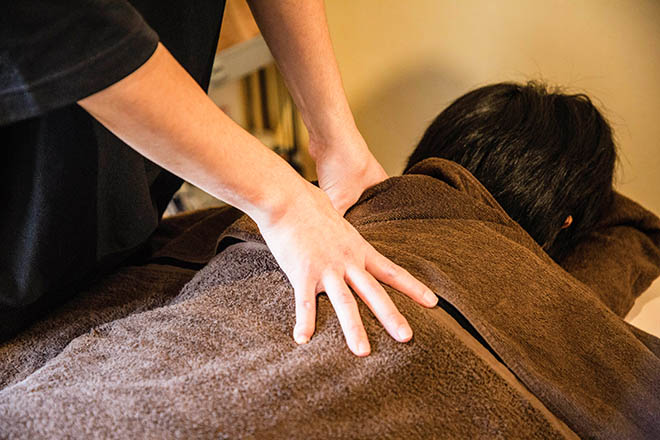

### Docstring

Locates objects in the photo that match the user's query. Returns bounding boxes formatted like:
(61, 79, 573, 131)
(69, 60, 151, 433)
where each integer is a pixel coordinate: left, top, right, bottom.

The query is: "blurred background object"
(166, 0, 312, 215)
(323, 0, 659, 336)
(171, 0, 660, 219)
(169, 0, 660, 335)
(324, 0, 660, 215)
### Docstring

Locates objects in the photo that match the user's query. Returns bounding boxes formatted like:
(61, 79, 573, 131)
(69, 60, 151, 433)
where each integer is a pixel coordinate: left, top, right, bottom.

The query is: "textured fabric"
(0, 1, 226, 339)
(560, 192, 660, 316)
(1, 158, 658, 438)
(0, 1, 158, 125)
(0, 248, 575, 439)
(0, 206, 240, 390)
(0, 264, 196, 391)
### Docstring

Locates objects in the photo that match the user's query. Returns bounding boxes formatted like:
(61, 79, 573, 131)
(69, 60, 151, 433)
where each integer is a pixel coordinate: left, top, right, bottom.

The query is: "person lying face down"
(2, 83, 659, 440)
(405, 82, 617, 260)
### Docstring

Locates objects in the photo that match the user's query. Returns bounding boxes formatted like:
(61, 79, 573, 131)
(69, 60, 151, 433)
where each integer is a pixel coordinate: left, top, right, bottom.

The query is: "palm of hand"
(259, 137, 436, 356)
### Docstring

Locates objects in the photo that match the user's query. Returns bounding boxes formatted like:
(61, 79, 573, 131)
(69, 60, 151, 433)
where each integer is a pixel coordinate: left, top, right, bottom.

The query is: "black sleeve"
(0, 1, 159, 125)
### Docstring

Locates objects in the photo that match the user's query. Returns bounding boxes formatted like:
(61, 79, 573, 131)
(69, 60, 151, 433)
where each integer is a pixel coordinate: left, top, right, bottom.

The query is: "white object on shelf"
(210, 35, 273, 88)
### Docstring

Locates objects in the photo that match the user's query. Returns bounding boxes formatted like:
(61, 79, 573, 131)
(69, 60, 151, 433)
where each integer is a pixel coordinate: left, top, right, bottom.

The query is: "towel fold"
(1, 158, 658, 439)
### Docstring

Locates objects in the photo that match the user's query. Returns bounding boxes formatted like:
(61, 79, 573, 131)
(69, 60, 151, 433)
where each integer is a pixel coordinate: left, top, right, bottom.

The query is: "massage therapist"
(0, 0, 437, 353)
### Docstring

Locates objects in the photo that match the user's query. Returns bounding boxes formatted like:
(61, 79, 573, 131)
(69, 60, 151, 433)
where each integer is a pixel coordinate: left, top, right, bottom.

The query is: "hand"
(74, 40, 434, 357)
(247, 0, 434, 354)
(257, 181, 438, 356)
(311, 130, 388, 216)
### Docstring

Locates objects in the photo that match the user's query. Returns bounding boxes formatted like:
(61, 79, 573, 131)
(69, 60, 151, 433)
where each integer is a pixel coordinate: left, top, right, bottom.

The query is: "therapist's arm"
(78, 43, 437, 356)
(246, 0, 387, 216)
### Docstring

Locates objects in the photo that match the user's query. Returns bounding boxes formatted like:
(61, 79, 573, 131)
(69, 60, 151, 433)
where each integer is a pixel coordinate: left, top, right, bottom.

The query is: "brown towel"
(1, 158, 658, 439)
(0, 264, 196, 390)
(0, 205, 246, 389)
(560, 192, 660, 316)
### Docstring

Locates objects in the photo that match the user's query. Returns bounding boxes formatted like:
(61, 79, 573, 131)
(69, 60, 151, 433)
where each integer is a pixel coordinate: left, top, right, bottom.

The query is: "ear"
(561, 215, 573, 229)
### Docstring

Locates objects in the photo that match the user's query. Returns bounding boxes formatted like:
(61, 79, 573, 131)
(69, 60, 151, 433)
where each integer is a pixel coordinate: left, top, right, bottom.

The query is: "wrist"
(304, 106, 360, 159)
(307, 123, 368, 165)
(248, 173, 317, 230)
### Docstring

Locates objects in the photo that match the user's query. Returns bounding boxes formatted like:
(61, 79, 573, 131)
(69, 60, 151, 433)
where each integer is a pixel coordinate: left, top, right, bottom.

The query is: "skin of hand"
(78, 1, 438, 356)
(310, 131, 388, 215)
(258, 180, 438, 355)
(247, 0, 438, 349)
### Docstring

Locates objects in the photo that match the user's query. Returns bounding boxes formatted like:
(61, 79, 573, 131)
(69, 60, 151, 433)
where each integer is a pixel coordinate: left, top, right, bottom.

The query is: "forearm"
(78, 43, 306, 226)
(78, 41, 433, 357)
(246, 0, 356, 158)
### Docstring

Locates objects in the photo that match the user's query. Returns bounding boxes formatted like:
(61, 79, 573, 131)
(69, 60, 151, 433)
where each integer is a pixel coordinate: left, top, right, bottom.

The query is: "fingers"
(366, 249, 438, 308)
(323, 272, 371, 357)
(293, 281, 317, 345)
(345, 267, 413, 343)
(292, 248, 434, 355)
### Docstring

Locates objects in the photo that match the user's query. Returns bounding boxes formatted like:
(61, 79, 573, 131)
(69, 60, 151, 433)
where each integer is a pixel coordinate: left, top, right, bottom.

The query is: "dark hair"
(404, 82, 617, 260)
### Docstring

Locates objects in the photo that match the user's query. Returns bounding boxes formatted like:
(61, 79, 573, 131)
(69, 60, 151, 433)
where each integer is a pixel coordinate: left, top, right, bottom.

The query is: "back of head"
(404, 82, 617, 260)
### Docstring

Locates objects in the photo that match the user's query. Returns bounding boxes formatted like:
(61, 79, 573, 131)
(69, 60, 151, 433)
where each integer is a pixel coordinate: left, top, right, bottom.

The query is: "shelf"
(210, 35, 273, 88)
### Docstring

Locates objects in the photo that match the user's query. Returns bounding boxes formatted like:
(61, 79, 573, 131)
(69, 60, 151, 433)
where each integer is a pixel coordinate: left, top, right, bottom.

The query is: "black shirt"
(0, 0, 226, 339)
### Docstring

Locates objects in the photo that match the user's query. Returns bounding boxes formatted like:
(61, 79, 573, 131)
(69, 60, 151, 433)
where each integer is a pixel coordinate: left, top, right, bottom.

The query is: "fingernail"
(357, 341, 370, 356)
(294, 328, 309, 344)
(424, 290, 438, 306)
(397, 325, 412, 341)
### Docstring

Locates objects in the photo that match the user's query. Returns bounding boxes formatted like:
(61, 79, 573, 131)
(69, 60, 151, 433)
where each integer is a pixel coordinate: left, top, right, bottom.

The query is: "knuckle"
(348, 323, 365, 336)
(298, 299, 314, 311)
(323, 265, 344, 280)
(384, 312, 404, 326)
(336, 289, 355, 306)
(383, 263, 400, 279)
(341, 247, 354, 260)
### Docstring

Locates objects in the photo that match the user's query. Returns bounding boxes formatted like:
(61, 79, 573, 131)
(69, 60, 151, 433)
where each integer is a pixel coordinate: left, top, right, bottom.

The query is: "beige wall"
(325, 0, 660, 214)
